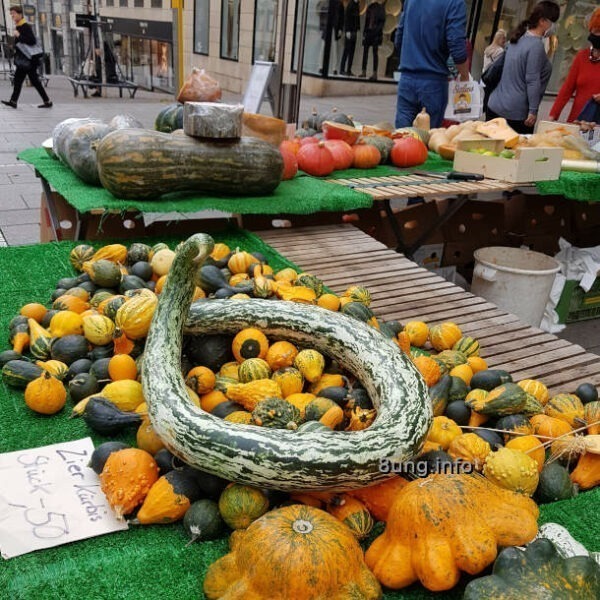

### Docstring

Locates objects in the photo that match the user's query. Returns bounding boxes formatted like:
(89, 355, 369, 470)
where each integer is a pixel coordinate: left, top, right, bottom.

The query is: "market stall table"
(0, 225, 598, 600)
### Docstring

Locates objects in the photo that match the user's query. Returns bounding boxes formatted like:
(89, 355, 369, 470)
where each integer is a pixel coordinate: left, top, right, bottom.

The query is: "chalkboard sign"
(242, 61, 276, 114)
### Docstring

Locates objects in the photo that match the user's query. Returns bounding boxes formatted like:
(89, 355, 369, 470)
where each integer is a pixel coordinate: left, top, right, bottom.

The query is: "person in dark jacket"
(394, 0, 469, 128)
(360, 0, 386, 80)
(1, 6, 52, 109)
(340, 0, 361, 76)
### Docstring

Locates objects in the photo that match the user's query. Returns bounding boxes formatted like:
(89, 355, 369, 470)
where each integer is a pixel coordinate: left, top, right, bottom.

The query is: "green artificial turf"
(0, 229, 598, 600)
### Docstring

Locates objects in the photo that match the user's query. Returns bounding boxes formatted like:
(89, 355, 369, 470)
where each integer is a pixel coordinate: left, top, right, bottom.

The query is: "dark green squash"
(65, 358, 92, 381)
(119, 275, 148, 293)
(183, 499, 226, 543)
(51, 335, 90, 365)
(430, 374, 452, 416)
(129, 262, 153, 281)
(340, 301, 375, 323)
(535, 462, 578, 504)
(2, 360, 43, 389)
(153, 449, 185, 475)
(495, 414, 534, 442)
(184, 334, 234, 372)
(68, 372, 100, 403)
(470, 369, 513, 391)
(82, 397, 142, 435)
(183, 467, 228, 500)
(0, 350, 23, 368)
(96, 129, 284, 200)
(252, 398, 300, 430)
(444, 400, 470, 425)
(88, 343, 115, 361)
(575, 382, 598, 405)
(127, 243, 152, 265)
(89, 358, 112, 382)
(89, 441, 130, 474)
(447, 376, 470, 402)
(212, 401, 246, 419)
(463, 539, 600, 600)
(154, 103, 184, 133)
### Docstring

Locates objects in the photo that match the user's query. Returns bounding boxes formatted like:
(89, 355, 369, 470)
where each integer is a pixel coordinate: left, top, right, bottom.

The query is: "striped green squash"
(452, 336, 480, 357)
(142, 233, 431, 491)
(238, 358, 272, 383)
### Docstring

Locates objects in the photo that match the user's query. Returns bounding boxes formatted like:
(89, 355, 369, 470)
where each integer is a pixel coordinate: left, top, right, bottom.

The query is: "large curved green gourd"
(142, 233, 431, 491)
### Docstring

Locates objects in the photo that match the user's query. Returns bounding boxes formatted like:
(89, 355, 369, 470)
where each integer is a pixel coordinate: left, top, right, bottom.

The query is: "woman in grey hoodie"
(487, 1, 560, 134)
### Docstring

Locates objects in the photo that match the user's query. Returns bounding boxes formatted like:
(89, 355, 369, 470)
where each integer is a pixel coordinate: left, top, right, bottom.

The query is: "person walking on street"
(394, 0, 470, 128)
(548, 7, 600, 123)
(487, 1, 560, 134)
(360, 0, 386, 81)
(1, 5, 52, 109)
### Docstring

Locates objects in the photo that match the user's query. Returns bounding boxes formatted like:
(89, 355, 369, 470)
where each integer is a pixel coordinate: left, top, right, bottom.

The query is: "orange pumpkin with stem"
(352, 141, 381, 169)
(203, 504, 382, 600)
(24, 371, 67, 415)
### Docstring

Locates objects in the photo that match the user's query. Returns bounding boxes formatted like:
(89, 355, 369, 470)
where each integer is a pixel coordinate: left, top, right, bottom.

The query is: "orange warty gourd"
(203, 505, 382, 600)
(396, 331, 411, 354)
(348, 476, 409, 522)
(412, 355, 442, 387)
(24, 371, 67, 415)
(99, 448, 159, 519)
(365, 473, 539, 592)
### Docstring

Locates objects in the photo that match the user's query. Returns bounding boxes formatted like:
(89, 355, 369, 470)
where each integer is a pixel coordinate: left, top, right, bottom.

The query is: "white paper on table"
(0, 437, 128, 559)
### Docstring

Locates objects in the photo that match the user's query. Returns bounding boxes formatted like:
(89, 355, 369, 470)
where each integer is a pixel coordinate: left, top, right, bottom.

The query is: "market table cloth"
(18, 147, 374, 215)
(0, 230, 598, 600)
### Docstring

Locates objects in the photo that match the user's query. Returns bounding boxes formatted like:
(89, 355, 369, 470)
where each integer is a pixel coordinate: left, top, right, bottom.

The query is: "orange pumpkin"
(24, 371, 67, 415)
(352, 141, 381, 169)
(232, 328, 269, 363)
(265, 341, 299, 371)
(185, 366, 216, 394)
(20, 302, 47, 323)
(403, 321, 429, 347)
(108, 354, 138, 381)
(570, 452, 600, 490)
(203, 505, 382, 600)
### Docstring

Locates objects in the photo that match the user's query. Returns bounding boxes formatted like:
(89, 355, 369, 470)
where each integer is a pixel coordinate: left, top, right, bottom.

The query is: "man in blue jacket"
(394, 0, 469, 128)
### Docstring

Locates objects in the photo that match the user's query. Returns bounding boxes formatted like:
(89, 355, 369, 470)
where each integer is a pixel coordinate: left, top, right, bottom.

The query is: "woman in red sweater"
(549, 8, 600, 122)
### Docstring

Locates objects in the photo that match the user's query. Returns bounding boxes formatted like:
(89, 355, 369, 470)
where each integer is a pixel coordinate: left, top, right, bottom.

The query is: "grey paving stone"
(1, 223, 40, 246)
(0, 208, 40, 226)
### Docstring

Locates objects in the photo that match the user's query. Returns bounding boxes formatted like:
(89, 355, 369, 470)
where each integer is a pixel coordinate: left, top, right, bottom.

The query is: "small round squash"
(327, 494, 374, 540)
(412, 355, 442, 387)
(24, 371, 67, 415)
(429, 322, 462, 351)
(426, 416, 462, 450)
(232, 328, 269, 363)
(185, 365, 217, 394)
(483, 447, 540, 495)
(218, 483, 270, 530)
(265, 340, 299, 371)
(404, 321, 429, 347)
(108, 354, 138, 381)
(448, 433, 491, 470)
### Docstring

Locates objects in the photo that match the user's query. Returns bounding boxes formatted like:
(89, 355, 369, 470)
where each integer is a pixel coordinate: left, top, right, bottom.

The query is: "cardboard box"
(536, 120, 580, 136)
(412, 243, 445, 269)
(453, 138, 563, 183)
(440, 198, 505, 243)
(392, 201, 443, 247)
(572, 201, 600, 231)
(442, 241, 481, 268)
(504, 232, 561, 256)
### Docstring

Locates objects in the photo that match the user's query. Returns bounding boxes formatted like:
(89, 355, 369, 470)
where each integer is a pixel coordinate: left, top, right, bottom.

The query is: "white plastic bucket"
(472, 247, 560, 328)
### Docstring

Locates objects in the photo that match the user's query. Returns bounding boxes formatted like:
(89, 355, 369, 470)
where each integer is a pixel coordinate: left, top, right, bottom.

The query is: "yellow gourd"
(224, 379, 282, 412)
(294, 349, 325, 383)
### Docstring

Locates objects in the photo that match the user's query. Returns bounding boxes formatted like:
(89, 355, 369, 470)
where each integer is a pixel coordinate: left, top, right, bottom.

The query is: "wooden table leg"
(38, 172, 60, 241)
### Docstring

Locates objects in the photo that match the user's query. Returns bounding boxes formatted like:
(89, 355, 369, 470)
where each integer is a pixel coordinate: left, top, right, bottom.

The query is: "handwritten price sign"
(0, 438, 128, 559)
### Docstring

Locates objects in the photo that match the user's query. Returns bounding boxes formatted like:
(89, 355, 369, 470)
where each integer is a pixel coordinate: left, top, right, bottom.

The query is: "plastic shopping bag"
(177, 68, 222, 103)
(444, 78, 483, 123)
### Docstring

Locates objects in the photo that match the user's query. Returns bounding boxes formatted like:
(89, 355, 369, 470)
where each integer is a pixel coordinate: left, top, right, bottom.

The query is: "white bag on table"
(444, 78, 483, 122)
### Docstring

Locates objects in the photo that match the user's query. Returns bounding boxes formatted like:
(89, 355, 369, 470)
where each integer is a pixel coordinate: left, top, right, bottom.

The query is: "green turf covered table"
(0, 230, 599, 600)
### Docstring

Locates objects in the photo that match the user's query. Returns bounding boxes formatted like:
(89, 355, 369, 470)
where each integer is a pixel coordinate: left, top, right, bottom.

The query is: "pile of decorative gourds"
(3, 239, 600, 599)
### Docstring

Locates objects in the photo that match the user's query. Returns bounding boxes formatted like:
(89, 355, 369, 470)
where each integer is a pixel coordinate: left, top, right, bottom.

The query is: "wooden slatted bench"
(67, 77, 138, 99)
(256, 224, 600, 394)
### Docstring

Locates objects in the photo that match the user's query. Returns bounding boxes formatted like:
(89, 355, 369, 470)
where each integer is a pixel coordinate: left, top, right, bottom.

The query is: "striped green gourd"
(238, 358, 272, 383)
(142, 233, 431, 492)
(452, 336, 480, 357)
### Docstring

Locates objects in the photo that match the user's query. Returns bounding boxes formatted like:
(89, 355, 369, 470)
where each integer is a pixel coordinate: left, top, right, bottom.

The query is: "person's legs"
(10, 67, 27, 104)
(360, 45, 368, 75)
(370, 46, 379, 80)
(416, 78, 448, 128)
(28, 65, 51, 105)
(506, 118, 533, 135)
(345, 37, 356, 75)
(395, 75, 420, 128)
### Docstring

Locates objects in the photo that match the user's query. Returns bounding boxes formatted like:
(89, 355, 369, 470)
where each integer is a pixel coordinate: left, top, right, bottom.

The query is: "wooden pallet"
(327, 174, 517, 200)
(257, 224, 600, 395)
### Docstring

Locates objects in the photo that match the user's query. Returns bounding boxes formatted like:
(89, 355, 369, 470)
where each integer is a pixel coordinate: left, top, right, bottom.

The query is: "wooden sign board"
(242, 61, 276, 114)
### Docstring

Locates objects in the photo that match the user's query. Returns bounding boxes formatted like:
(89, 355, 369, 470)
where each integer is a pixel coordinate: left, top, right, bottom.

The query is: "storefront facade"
(184, 0, 594, 98)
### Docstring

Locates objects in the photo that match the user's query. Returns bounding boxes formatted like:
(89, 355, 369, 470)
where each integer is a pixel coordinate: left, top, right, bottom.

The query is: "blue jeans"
(395, 75, 448, 128)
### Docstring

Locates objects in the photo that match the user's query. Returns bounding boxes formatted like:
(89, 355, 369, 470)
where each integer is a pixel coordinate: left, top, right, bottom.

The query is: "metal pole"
(293, 0, 310, 126)
(273, 0, 289, 118)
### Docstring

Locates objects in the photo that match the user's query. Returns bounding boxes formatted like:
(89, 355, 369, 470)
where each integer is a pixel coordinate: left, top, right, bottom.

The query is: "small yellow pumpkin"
(403, 321, 429, 347)
(271, 367, 304, 398)
(483, 447, 540, 495)
(114, 291, 158, 340)
(426, 416, 462, 449)
(136, 417, 166, 455)
(82, 314, 115, 346)
(294, 349, 325, 383)
(49, 310, 84, 337)
(429, 322, 462, 351)
(505, 435, 546, 472)
(101, 379, 145, 412)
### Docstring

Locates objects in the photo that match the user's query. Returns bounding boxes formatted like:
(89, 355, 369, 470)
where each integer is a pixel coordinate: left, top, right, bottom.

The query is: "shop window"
(119, 0, 127, 6)
(150, 0, 162, 7)
(106, 0, 114, 6)
(253, 0, 278, 62)
(194, 0, 210, 55)
(151, 40, 174, 92)
(134, 0, 143, 6)
(220, 0, 240, 60)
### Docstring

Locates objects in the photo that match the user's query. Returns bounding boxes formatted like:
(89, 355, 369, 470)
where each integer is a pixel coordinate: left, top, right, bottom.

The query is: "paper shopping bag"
(444, 80, 483, 122)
